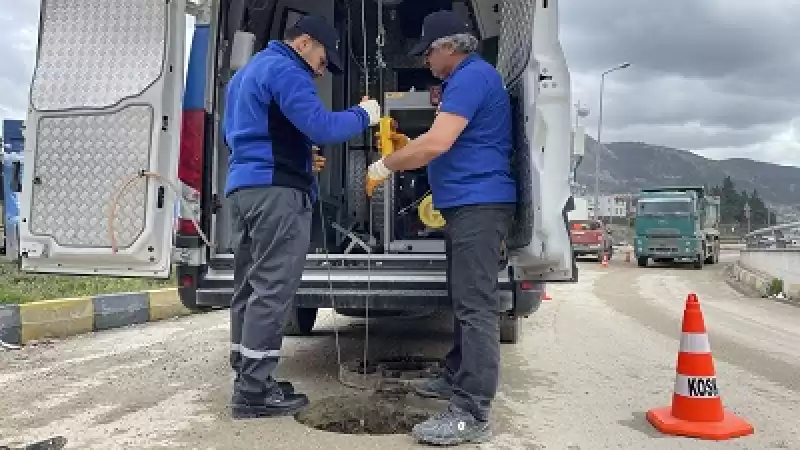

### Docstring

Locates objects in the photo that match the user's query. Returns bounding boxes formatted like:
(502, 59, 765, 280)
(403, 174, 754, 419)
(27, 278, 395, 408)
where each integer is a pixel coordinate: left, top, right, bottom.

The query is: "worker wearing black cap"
(366, 10, 516, 446)
(224, 14, 381, 420)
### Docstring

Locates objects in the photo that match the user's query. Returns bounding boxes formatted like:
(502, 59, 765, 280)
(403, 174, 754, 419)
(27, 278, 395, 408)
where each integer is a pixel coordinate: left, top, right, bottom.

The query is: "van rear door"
(18, 0, 187, 278)
(497, 0, 577, 282)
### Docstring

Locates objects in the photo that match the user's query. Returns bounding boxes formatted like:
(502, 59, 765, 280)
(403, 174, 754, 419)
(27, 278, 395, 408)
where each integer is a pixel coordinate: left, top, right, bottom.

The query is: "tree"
(710, 177, 776, 231)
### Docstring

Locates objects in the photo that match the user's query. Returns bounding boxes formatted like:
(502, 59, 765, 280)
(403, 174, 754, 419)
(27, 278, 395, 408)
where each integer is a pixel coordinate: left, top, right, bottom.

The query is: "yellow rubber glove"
(366, 158, 392, 198)
(312, 146, 326, 173)
(374, 131, 410, 154)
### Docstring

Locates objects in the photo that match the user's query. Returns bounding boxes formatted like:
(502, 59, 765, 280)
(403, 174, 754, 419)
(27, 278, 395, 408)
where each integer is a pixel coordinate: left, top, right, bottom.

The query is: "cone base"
(646, 407, 754, 441)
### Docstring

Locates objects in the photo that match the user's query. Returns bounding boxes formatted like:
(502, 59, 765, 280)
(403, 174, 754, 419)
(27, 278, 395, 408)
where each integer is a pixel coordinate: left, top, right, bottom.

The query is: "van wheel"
(284, 307, 318, 336)
(500, 316, 520, 344)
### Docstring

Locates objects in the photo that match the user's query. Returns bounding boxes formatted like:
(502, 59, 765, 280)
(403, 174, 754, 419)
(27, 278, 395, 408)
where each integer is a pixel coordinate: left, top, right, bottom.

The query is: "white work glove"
(366, 158, 392, 197)
(358, 99, 381, 126)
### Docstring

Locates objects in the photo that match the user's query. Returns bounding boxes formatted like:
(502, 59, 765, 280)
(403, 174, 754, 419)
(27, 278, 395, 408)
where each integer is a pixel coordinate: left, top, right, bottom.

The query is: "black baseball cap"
(408, 10, 473, 57)
(293, 14, 344, 75)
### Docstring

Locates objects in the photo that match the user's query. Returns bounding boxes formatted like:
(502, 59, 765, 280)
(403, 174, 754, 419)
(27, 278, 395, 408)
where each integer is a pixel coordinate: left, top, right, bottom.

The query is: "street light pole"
(593, 62, 631, 220)
(572, 102, 590, 195)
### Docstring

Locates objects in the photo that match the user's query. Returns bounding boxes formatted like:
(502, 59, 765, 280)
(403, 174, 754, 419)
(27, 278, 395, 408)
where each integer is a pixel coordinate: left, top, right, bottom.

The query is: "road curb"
(727, 262, 800, 305)
(0, 288, 190, 346)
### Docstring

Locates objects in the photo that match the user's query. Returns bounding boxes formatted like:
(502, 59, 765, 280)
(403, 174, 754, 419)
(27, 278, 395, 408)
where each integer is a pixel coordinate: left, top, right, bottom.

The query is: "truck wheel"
(710, 244, 721, 264)
(500, 315, 520, 344)
(284, 307, 318, 336)
(693, 257, 704, 270)
(637, 256, 648, 267)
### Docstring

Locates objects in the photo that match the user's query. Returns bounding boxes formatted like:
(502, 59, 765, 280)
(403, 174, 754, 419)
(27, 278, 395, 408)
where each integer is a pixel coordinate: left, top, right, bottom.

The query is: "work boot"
(414, 375, 455, 400)
(411, 404, 492, 446)
(231, 388, 309, 419)
(231, 381, 295, 407)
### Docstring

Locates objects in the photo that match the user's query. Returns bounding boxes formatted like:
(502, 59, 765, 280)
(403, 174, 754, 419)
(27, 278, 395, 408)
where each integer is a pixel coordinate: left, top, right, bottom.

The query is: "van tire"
(500, 315, 520, 344)
(284, 307, 318, 336)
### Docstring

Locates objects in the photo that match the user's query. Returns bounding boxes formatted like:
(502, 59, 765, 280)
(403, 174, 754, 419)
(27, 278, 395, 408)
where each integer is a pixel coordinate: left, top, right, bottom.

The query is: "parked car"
(569, 219, 613, 261)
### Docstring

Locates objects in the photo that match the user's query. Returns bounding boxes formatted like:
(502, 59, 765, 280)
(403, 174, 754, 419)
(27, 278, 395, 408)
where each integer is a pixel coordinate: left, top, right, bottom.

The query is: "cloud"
(562, 0, 800, 166)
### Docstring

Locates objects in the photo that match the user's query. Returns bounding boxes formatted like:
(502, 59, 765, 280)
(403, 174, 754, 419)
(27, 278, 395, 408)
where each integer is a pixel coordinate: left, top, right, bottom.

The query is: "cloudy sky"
(1, 1, 798, 165)
(561, 0, 800, 166)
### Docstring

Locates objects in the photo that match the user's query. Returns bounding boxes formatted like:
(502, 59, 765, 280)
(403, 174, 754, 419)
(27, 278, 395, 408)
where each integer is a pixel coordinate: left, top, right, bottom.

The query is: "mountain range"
(574, 139, 800, 211)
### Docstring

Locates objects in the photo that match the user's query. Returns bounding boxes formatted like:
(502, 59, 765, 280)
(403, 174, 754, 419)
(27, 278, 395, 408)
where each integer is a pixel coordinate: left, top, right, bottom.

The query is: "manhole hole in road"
(295, 392, 437, 435)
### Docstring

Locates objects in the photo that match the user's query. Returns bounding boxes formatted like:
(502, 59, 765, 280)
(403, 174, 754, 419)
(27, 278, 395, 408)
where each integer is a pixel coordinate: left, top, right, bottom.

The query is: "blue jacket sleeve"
(267, 64, 370, 145)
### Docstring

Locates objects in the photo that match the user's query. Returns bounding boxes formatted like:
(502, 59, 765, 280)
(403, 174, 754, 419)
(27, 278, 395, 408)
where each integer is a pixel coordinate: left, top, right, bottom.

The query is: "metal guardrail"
(741, 222, 800, 249)
(744, 222, 800, 238)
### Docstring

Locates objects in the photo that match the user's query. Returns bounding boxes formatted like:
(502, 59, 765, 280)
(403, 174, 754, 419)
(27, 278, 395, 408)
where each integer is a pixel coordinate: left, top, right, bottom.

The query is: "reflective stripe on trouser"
(440, 204, 515, 422)
(228, 186, 312, 394)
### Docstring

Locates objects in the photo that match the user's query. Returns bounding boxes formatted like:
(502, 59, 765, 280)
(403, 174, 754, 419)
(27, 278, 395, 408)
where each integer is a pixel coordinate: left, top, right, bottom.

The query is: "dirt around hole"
(294, 391, 440, 435)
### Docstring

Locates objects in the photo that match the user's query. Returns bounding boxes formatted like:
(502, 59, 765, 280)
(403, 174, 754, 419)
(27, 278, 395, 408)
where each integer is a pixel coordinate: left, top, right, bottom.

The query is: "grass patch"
(0, 262, 176, 305)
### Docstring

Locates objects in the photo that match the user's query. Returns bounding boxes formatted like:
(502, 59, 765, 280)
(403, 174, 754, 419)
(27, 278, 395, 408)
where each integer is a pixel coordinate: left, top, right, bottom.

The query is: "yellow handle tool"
(377, 116, 395, 157)
(367, 116, 397, 198)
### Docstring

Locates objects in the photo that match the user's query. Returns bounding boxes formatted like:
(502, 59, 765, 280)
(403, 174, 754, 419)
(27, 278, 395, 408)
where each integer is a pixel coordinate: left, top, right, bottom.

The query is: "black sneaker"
(231, 381, 295, 405)
(231, 389, 309, 419)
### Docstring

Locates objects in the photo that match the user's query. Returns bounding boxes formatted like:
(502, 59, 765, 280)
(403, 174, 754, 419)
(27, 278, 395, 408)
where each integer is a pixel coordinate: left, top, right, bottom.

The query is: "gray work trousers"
(228, 186, 312, 395)
(440, 204, 515, 422)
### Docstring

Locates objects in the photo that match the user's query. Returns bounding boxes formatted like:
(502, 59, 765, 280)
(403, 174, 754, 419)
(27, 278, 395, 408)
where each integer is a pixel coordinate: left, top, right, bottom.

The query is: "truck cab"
(16, 0, 578, 345)
(634, 186, 720, 269)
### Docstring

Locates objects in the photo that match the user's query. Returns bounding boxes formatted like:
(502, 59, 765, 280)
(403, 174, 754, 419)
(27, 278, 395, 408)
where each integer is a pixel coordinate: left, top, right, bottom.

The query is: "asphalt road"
(1, 252, 798, 449)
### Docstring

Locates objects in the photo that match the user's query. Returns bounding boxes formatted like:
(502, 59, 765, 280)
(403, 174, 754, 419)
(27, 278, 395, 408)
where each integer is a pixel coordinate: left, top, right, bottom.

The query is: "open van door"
(498, 0, 577, 283)
(18, 0, 187, 278)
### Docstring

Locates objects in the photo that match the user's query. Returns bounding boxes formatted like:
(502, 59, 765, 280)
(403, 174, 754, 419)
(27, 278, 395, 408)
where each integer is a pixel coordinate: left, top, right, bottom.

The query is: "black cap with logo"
(408, 10, 473, 57)
(293, 14, 344, 75)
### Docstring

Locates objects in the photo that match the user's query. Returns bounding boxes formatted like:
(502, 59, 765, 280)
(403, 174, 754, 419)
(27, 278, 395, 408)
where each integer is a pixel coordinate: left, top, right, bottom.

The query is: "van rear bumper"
(180, 260, 542, 316)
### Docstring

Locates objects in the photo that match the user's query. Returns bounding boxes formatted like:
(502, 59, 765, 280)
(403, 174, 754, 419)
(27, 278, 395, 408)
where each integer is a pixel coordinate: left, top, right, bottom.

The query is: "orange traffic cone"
(601, 252, 609, 267)
(646, 293, 754, 440)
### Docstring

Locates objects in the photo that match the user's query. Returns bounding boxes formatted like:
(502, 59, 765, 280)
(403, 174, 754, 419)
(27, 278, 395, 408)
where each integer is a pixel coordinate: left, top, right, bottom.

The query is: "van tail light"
(181, 274, 195, 288)
(177, 110, 204, 236)
(519, 280, 535, 291)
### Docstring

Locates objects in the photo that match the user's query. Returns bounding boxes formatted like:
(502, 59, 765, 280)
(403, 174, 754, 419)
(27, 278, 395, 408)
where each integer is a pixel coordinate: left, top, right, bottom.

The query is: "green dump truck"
(634, 186, 720, 269)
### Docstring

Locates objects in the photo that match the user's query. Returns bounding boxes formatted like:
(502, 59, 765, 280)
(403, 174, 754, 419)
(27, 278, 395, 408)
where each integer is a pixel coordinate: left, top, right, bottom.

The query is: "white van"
(17, 0, 579, 344)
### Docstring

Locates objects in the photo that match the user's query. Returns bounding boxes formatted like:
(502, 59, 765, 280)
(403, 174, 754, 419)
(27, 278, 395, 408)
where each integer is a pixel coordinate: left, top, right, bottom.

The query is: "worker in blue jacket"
(366, 10, 516, 446)
(224, 14, 381, 420)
